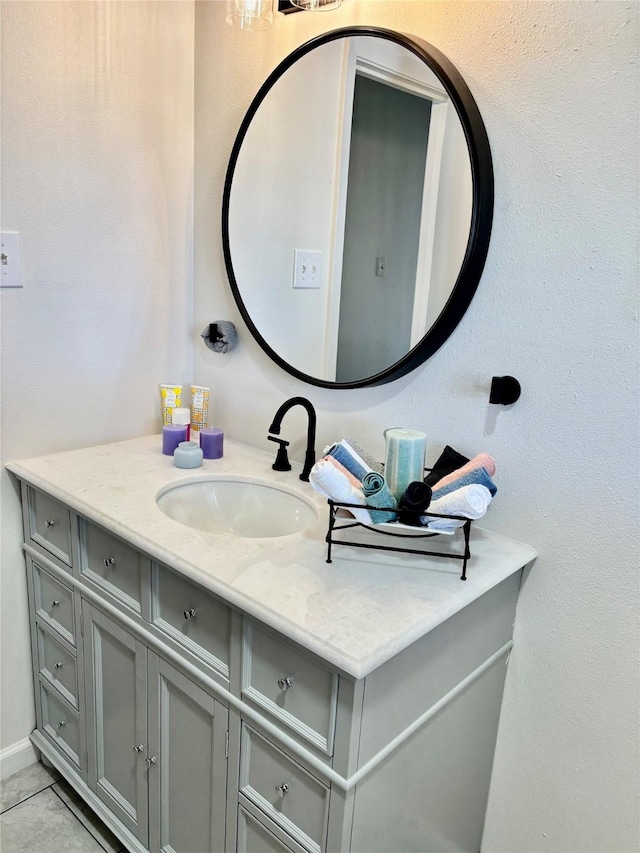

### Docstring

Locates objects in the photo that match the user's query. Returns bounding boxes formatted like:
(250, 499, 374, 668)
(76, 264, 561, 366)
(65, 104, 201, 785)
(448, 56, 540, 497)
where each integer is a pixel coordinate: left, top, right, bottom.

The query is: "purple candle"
(162, 424, 188, 455)
(199, 427, 224, 459)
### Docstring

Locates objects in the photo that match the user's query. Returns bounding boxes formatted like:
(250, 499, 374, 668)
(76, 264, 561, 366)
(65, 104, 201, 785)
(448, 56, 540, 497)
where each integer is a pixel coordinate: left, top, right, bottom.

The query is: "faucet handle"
(268, 436, 292, 472)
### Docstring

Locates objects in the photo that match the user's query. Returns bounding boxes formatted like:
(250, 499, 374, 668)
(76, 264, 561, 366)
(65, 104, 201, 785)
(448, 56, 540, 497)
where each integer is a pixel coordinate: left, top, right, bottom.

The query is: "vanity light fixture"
(278, 0, 342, 12)
(290, 0, 343, 9)
(226, 0, 274, 31)
(226, 0, 343, 28)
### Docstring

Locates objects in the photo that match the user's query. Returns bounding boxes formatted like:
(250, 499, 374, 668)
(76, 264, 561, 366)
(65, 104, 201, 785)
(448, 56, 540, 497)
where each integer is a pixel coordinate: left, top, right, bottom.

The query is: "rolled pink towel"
(322, 455, 362, 490)
(432, 452, 496, 491)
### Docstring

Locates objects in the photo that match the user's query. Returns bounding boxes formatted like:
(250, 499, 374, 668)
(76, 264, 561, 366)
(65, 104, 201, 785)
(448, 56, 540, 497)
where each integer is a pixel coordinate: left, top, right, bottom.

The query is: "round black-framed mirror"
(222, 26, 493, 389)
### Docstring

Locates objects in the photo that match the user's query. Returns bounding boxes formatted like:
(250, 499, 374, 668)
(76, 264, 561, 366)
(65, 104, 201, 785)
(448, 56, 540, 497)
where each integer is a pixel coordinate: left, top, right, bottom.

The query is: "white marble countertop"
(7, 435, 537, 679)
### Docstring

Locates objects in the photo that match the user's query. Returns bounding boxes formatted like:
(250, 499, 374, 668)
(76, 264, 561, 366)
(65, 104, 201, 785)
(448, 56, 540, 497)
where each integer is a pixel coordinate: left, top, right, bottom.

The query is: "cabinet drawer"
(238, 804, 308, 853)
(152, 564, 230, 679)
(242, 624, 338, 755)
(240, 726, 329, 853)
(81, 521, 147, 614)
(40, 681, 81, 771)
(28, 488, 73, 568)
(32, 563, 76, 646)
(36, 621, 78, 708)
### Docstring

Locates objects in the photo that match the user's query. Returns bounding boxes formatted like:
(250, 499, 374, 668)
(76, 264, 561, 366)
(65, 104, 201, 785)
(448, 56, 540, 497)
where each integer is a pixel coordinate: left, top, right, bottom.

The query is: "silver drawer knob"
(133, 744, 145, 754)
(56, 720, 66, 728)
(104, 556, 116, 567)
(145, 756, 157, 766)
(53, 661, 64, 670)
(277, 676, 293, 691)
(50, 600, 60, 607)
(183, 608, 196, 620)
(274, 783, 289, 798)
(44, 519, 57, 528)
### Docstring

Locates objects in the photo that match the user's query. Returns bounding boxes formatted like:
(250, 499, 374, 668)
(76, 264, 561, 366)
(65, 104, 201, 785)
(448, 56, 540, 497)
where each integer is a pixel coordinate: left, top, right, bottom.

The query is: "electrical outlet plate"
(293, 249, 322, 289)
(1, 232, 24, 288)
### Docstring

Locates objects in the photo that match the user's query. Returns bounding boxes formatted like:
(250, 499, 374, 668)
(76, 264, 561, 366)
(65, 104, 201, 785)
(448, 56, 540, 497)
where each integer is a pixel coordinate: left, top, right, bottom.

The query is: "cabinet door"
(83, 603, 149, 847)
(147, 652, 228, 853)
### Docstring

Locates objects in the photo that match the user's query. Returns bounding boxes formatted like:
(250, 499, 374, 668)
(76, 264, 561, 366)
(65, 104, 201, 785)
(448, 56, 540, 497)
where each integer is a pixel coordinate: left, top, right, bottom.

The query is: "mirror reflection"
(227, 35, 473, 384)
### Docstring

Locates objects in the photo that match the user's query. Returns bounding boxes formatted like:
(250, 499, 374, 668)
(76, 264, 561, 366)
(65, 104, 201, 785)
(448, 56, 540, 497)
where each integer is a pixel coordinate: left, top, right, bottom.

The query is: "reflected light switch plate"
(1, 232, 24, 288)
(293, 249, 322, 289)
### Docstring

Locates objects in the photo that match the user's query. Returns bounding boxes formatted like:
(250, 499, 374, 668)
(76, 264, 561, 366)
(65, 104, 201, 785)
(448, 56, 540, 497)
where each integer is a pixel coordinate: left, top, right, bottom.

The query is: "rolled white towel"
(309, 459, 372, 524)
(423, 484, 492, 531)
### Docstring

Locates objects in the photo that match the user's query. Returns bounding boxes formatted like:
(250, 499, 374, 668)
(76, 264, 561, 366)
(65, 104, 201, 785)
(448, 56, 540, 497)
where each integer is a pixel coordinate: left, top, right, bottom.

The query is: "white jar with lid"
(172, 407, 191, 441)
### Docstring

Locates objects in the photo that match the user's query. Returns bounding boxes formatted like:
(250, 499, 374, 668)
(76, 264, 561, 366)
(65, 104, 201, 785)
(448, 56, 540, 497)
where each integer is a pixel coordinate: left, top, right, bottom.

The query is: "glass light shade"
(289, 0, 342, 9)
(226, 0, 273, 31)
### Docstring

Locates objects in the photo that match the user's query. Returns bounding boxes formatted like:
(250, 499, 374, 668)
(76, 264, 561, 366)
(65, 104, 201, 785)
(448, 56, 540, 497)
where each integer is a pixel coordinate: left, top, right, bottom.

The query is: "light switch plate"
(293, 249, 322, 289)
(1, 232, 24, 288)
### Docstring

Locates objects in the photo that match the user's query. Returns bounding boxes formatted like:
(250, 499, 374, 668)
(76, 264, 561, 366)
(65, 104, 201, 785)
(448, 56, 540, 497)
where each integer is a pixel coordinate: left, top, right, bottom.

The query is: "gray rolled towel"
(344, 435, 384, 474)
(201, 322, 238, 354)
(362, 472, 398, 524)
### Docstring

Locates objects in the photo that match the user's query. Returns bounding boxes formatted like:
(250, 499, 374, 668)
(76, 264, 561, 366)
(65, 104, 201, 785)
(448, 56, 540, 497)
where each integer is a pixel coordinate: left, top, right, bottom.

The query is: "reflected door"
(336, 75, 432, 382)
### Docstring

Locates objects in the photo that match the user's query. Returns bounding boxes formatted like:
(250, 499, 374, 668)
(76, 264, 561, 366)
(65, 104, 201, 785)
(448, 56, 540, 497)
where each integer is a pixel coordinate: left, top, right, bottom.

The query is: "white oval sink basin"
(156, 476, 319, 538)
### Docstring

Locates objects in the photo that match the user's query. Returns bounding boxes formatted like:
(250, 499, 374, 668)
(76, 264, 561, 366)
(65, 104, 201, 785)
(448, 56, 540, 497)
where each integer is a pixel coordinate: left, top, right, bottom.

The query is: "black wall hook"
(490, 376, 521, 405)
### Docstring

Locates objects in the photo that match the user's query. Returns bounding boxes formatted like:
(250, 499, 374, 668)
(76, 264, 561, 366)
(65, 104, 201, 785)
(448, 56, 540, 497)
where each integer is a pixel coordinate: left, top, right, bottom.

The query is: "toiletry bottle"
(172, 408, 191, 442)
(190, 385, 210, 444)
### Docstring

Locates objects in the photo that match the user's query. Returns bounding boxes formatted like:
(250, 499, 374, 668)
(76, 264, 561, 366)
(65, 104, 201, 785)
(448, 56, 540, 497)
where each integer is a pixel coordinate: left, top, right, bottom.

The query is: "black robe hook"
(490, 376, 521, 405)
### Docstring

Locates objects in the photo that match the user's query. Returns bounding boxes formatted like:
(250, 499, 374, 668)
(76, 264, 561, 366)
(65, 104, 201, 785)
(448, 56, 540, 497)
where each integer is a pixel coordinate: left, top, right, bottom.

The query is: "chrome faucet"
(268, 397, 316, 482)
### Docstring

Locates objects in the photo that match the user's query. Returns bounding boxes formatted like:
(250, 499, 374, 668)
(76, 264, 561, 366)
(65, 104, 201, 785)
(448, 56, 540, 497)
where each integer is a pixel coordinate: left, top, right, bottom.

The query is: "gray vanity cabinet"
(83, 602, 228, 853)
(15, 479, 532, 853)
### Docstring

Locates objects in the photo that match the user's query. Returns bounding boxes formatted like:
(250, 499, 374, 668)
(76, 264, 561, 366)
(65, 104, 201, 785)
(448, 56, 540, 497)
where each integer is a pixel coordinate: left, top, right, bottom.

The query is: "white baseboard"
(0, 737, 39, 780)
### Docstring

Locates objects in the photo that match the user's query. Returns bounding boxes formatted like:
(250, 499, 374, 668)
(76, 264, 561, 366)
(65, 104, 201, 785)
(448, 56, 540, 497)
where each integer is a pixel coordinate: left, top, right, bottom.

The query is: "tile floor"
(0, 762, 125, 853)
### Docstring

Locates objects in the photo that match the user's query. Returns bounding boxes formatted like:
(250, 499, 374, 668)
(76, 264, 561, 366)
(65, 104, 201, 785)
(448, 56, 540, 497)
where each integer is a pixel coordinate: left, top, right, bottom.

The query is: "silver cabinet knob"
(56, 720, 66, 728)
(133, 744, 145, 754)
(45, 519, 57, 528)
(277, 676, 293, 691)
(274, 783, 289, 798)
(183, 608, 196, 620)
(53, 661, 64, 670)
(104, 556, 116, 567)
(145, 756, 157, 766)
(50, 600, 60, 607)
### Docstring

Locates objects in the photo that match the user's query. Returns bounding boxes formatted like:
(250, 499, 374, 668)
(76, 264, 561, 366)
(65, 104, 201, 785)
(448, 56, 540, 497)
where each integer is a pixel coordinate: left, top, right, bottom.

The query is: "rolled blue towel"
(362, 472, 398, 524)
(326, 440, 370, 482)
(431, 467, 497, 502)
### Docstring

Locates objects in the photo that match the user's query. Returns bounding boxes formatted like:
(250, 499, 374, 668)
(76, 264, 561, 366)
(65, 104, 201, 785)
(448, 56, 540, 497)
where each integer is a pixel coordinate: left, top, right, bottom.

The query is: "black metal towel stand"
(325, 499, 473, 581)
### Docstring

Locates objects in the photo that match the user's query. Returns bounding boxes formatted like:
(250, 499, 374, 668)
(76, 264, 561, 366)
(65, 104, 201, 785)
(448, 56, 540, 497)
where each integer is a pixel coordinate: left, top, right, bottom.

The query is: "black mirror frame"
(222, 26, 494, 389)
